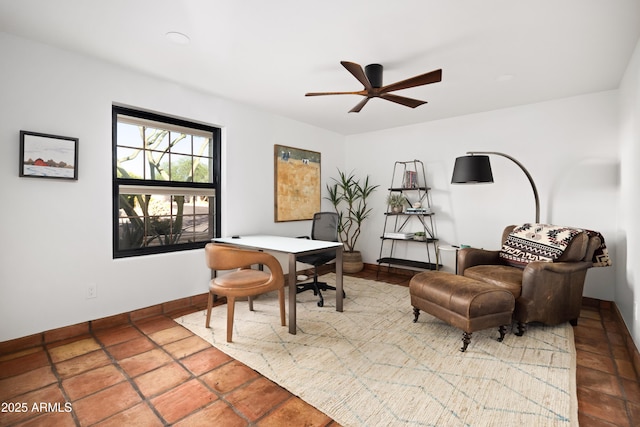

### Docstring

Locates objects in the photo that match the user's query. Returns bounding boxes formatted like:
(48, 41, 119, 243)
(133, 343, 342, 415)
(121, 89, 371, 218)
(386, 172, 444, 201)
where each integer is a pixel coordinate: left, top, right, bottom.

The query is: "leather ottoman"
(410, 271, 515, 352)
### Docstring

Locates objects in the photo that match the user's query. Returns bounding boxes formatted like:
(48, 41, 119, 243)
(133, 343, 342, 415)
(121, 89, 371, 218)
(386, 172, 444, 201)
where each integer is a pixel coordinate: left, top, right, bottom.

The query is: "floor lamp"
(451, 151, 540, 223)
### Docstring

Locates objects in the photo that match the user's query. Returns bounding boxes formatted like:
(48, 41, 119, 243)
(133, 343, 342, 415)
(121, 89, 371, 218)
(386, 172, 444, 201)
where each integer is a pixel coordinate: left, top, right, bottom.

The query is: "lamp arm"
(467, 151, 540, 223)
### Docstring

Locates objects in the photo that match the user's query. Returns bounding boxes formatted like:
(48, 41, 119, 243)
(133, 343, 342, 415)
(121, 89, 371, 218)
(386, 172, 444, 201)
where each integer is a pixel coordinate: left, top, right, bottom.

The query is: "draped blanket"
(587, 229, 613, 267)
(499, 223, 611, 267)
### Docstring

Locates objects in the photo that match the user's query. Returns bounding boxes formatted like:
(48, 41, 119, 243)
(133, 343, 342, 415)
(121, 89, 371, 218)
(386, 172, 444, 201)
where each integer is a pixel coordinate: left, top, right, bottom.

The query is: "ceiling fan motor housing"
(365, 64, 383, 88)
(305, 61, 442, 112)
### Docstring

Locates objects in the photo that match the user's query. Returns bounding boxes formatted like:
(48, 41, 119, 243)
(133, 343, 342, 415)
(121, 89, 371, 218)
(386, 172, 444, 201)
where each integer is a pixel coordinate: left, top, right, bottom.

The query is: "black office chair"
(297, 212, 344, 307)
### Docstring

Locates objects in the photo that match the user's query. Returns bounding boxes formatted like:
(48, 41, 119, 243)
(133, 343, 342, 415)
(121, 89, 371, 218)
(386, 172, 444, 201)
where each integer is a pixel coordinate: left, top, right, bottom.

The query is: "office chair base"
(296, 281, 346, 307)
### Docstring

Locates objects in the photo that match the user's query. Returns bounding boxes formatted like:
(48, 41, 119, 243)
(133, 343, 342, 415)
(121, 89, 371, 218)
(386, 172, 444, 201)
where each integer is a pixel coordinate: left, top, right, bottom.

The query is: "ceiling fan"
(305, 61, 442, 113)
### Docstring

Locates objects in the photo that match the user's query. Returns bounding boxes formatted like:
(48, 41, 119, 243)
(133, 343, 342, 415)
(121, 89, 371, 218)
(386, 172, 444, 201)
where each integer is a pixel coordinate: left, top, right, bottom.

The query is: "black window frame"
(112, 105, 221, 258)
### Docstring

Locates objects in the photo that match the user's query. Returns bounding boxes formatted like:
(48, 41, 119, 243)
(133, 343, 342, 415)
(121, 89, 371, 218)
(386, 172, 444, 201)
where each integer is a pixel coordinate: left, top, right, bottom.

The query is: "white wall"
(345, 90, 620, 301)
(0, 30, 635, 348)
(618, 39, 640, 343)
(0, 33, 344, 341)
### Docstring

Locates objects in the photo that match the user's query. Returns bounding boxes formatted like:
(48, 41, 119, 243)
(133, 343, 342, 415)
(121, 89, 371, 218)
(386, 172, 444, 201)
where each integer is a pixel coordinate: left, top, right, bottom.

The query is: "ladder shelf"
(377, 160, 440, 275)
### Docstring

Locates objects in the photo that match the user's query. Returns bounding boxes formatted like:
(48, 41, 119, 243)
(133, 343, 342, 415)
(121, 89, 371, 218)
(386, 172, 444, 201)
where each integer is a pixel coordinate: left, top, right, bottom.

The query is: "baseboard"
(582, 296, 640, 380)
(5, 267, 638, 377)
(611, 301, 640, 380)
(0, 265, 355, 355)
(305, 262, 419, 278)
(0, 293, 211, 356)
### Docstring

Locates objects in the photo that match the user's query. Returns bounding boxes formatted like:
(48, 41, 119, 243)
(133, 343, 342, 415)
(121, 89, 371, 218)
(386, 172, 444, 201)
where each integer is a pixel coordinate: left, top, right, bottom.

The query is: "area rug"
(177, 274, 578, 426)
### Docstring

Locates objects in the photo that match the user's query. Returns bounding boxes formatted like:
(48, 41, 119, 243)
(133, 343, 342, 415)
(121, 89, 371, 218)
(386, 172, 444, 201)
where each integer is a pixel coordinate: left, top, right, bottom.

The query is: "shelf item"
(403, 170, 418, 188)
(378, 160, 440, 275)
(405, 207, 432, 214)
(383, 232, 415, 239)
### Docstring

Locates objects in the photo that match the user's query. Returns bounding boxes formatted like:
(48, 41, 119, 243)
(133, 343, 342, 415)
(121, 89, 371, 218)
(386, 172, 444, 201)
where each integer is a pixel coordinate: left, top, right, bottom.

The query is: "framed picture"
(274, 145, 321, 222)
(19, 131, 78, 180)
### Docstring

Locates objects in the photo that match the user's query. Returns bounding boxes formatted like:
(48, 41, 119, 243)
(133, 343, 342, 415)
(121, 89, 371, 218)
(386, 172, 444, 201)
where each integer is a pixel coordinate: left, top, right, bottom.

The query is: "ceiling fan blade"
(306, 90, 366, 96)
(349, 97, 370, 113)
(380, 69, 442, 94)
(380, 93, 427, 108)
(341, 61, 373, 90)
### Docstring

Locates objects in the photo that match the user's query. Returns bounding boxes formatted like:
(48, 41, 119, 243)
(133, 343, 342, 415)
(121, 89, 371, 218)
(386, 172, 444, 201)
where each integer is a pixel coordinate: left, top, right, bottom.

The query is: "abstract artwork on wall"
(274, 145, 321, 222)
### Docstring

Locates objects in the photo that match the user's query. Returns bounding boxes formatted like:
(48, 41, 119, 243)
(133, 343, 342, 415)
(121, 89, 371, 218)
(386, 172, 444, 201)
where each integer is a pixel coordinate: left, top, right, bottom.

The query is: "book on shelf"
(383, 232, 415, 239)
(403, 170, 418, 188)
(406, 207, 432, 214)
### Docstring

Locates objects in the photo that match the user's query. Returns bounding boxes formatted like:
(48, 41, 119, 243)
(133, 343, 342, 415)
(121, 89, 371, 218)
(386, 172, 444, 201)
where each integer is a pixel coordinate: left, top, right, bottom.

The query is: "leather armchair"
(458, 225, 601, 335)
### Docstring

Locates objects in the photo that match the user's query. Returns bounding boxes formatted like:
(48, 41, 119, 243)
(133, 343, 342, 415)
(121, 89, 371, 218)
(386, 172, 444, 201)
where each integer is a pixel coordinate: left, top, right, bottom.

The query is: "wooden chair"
(205, 243, 286, 342)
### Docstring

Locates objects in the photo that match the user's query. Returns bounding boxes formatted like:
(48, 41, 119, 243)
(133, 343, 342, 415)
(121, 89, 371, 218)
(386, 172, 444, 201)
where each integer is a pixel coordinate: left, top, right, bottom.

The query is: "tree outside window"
(112, 106, 220, 258)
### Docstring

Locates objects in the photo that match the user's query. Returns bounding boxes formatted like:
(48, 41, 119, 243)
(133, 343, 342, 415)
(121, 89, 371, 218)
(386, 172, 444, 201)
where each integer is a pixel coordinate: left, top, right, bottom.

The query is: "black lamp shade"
(451, 155, 494, 184)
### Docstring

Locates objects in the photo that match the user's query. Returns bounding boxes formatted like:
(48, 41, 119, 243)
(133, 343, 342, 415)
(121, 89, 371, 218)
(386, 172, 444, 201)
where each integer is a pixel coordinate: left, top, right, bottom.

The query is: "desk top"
(212, 235, 343, 254)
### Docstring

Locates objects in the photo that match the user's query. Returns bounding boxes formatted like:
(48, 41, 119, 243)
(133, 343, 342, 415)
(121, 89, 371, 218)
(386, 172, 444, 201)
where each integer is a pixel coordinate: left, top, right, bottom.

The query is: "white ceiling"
(1, 0, 639, 135)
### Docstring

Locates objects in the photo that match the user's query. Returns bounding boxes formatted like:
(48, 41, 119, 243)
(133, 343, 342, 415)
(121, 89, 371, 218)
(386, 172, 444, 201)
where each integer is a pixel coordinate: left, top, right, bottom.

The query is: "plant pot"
(391, 206, 403, 214)
(342, 251, 364, 273)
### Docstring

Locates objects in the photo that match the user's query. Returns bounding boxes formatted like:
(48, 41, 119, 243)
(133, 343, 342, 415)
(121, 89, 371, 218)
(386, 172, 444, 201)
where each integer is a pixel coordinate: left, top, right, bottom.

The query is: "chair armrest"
(524, 260, 593, 275)
(518, 260, 593, 325)
(457, 248, 501, 275)
(208, 243, 284, 280)
(520, 260, 592, 305)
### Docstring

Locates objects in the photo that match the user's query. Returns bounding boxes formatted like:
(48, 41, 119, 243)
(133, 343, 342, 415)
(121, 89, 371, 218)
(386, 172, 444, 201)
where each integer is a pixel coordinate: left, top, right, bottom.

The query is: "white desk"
(212, 235, 344, 334)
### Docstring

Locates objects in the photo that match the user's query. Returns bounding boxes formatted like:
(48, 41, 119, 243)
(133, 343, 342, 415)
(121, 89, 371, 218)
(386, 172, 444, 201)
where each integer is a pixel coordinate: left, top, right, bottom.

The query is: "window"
(112, 106, 221, 258)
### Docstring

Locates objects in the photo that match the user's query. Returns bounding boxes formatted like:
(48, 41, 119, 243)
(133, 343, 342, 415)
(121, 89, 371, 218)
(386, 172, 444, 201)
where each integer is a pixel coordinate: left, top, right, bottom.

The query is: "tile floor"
(0, 268, 638, 426)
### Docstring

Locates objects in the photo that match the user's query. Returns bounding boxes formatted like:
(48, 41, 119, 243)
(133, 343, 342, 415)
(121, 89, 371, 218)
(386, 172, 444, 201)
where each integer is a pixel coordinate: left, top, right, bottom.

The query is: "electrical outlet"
(86, 284, 97, 299)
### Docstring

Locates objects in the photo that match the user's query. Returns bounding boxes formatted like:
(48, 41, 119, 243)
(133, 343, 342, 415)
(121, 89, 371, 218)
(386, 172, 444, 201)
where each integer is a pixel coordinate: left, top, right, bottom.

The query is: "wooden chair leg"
(412, 307, 420, 323)
(497, 325, 507, 342)
(248, 296, 254, 311)
(460, 332, 472, 352)
(226, 296, 235, 342)
(278, 289, 286, 326)
(205, 291, 213, 328)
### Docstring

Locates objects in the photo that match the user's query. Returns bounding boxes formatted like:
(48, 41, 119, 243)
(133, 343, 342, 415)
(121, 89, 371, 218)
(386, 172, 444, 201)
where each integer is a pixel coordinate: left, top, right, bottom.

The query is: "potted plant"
(386, 193, 406, 213)
(326, 169, 379, 273)
(413, 231, 426, 241)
